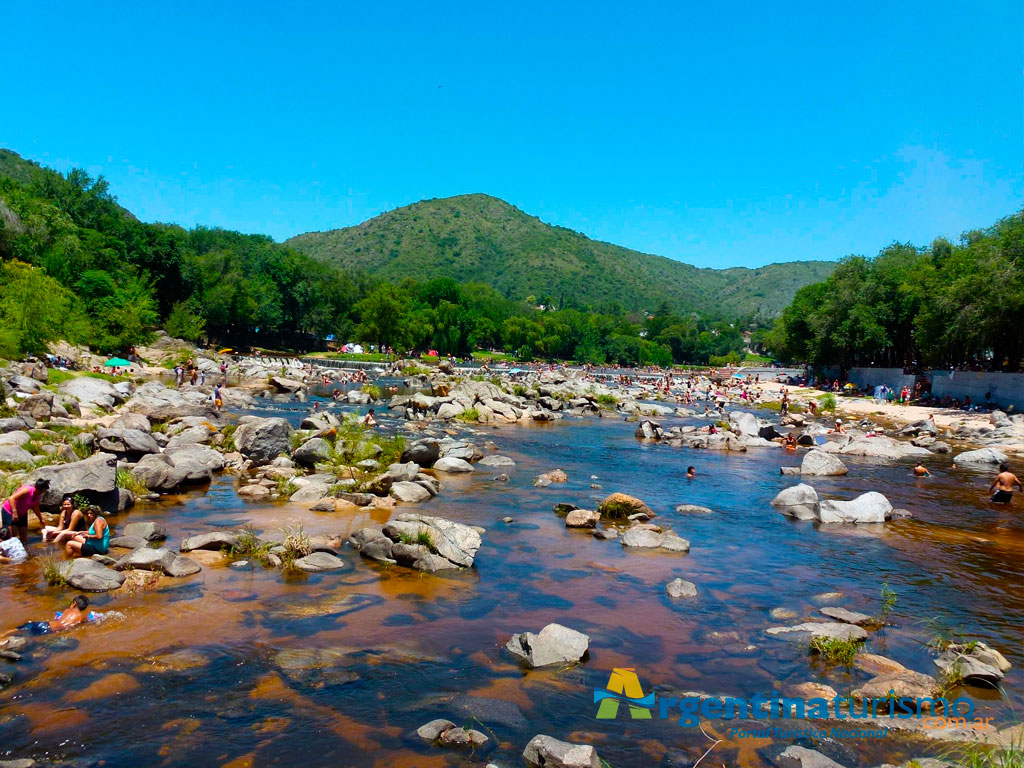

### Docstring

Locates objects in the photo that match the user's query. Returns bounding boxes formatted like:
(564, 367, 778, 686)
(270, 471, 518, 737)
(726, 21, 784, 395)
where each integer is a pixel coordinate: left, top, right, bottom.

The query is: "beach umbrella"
(104, 357, 131, 367)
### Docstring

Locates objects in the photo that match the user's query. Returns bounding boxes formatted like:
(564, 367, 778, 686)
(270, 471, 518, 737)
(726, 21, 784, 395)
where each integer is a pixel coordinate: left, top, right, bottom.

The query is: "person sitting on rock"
(0, 527, 28, 564)
(831, 419, 845, 434)
(43, 494, 85, 544)
(15, 595, 94, 635)
(65, 506, 109, 557)
(783, 433, 798, 451)
(360, 408, 377, 428)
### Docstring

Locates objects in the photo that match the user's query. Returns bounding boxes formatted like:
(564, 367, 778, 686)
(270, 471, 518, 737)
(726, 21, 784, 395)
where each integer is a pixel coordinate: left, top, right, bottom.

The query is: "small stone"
(502, 516, 514, 523)
(820, 606, 874, 626)
(666, 578, 697, 598)
(416, 718, 455, 741)
(565, 509, 599, 529)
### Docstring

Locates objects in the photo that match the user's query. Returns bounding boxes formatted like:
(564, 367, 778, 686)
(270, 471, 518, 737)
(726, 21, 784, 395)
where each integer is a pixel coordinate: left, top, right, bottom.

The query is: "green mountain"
(287, 194, 834, 321)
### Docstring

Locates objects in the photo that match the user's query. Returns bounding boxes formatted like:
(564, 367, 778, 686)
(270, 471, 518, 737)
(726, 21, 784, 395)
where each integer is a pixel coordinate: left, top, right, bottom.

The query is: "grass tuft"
(116, 468, 149, 495)
(809, 635, 860, 665)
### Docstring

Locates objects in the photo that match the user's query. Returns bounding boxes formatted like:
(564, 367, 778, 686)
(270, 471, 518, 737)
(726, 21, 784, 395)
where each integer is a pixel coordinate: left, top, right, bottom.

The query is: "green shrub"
(40, 557, 68, 587)
(362, 383, 382, 400)
(116, 468, 149, 496)
(279, 521, 312, 572)
(809, 636, 860, 665)
(229, 526, 272, 564)
(458, 407, 480, 422)
(595, 394, 617, 406)
(819, 393, 837, 412)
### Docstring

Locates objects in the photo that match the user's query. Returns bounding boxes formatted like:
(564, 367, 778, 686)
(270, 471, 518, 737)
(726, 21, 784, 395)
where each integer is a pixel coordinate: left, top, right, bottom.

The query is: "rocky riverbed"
(0, 361, 1022, 768)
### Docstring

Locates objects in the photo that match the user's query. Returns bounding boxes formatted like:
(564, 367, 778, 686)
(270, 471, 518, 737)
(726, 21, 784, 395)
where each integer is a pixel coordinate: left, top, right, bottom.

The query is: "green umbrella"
(104, 357, 132, 367)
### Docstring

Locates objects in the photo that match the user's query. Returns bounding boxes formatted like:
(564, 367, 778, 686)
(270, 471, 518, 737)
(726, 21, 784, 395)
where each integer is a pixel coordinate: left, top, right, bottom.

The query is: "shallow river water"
(2, 398, 1022, 767)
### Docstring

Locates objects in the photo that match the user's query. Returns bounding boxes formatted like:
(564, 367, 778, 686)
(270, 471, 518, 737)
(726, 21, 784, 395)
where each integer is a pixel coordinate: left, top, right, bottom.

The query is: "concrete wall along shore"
(835, 367, 1024, 410)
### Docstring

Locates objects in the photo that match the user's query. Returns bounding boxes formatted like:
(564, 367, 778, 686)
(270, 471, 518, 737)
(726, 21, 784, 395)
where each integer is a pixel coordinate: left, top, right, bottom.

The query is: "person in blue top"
(65, 505, 109, 557)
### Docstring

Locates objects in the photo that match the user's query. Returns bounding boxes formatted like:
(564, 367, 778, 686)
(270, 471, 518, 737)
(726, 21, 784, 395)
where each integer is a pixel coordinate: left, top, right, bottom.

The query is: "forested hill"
(287, 194, 834, 322)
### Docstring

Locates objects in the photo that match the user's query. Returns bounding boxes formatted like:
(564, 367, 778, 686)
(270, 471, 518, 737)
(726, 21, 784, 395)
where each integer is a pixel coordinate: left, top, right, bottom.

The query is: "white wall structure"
(929, 370, 1024, 410)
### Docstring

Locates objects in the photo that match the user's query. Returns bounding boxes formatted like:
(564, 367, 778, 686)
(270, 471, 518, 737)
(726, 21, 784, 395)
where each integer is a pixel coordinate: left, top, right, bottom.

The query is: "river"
(1, 393, 1021, 767)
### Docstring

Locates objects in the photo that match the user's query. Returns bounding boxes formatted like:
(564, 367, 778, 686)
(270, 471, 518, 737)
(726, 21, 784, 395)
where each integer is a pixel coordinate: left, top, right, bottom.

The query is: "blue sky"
(2, 1, 1020, 268)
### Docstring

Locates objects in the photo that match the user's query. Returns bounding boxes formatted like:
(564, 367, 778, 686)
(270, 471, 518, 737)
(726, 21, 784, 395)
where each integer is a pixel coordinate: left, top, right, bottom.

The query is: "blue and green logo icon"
(594, 667, 655, 719)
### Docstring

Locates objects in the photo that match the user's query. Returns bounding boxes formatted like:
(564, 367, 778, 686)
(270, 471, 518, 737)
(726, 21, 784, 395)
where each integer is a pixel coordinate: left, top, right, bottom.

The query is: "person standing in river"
(2, 478, 49, 545)
(988, 463, 1022, 504)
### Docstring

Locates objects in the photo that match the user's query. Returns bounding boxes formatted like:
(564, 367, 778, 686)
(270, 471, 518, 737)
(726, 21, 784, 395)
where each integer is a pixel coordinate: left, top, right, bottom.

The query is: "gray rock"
(110, 412, 151, 432)
(953, 447, 1008, 466)
(0, 445, 34, 465)
(164, 443, 225, 472)
(478, 454, 515, 467)
(122, 522, 167, 542)
(934, 643, 1009, 683)
(180, 531, 239, 552)
(523, 734, 601, 768)
(565, 509, 599, 528)
(417, 718, 456, 741)
(851, 670, 938, 709)
(115, 547, 184, 575)
(506, 623, 590, 667)
(383, 513, 482, 568)
(30, 452, 118, 510)
(400, 439, 440, 467)
(818, 491, 892, 524)
(765, 622, 868, 642)
(292, 437, 332, 467)
(820, 607, 873, 626)
(269, 376, 304, 393)
(675, 504, 713, 515)
(775, 745, 847, 768)
(770, 484, 819, 520)
(59, 377, 125, 409)
(109, 535, 146, 550)
(386, 462, 421, 482)
(293, 552, 348, 572)
(801, 450, 848, 476)
(666, 578, 698, 598)
(432, 456, 474, 473)
(233, 417, 294, 466)
(390, 481, 432, 503)
(65, 558, 126, 592)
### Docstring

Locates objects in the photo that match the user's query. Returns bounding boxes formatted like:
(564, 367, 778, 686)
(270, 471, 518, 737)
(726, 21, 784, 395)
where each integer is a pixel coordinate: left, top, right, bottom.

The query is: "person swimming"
(686, 466, 696, 480)
(16, 595, 94, 635)
(913, 462, 931, 477)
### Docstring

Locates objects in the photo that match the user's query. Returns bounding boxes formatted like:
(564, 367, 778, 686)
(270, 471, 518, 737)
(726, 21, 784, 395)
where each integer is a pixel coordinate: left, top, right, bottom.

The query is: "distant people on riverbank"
(989, 463, 1022, 504)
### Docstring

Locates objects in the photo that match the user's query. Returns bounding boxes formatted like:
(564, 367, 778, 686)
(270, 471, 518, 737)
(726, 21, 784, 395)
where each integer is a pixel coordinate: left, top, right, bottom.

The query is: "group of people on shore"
(1, 480, 109, 564)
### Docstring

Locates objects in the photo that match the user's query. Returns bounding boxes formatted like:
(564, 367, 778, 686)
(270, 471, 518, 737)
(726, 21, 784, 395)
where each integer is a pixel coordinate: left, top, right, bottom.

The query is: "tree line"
(765, 211, 1024, 372)
(0, 158, 751, 366)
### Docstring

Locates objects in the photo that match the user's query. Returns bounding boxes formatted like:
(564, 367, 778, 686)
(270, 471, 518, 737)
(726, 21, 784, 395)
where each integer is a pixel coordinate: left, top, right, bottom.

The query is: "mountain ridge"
(287, 193, 834, 321)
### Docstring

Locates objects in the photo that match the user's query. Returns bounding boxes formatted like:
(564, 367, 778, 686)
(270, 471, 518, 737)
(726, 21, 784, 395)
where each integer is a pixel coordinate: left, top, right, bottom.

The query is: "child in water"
(15, 595, 95, 635)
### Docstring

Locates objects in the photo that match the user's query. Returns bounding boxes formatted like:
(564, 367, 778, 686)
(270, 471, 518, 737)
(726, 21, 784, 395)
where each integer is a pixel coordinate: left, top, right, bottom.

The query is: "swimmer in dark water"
(913, 462, 930, 477)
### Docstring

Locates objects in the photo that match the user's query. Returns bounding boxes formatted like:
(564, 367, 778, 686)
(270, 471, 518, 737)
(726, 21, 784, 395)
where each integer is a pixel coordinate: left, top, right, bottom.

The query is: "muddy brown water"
(1, 398, 1021, 767)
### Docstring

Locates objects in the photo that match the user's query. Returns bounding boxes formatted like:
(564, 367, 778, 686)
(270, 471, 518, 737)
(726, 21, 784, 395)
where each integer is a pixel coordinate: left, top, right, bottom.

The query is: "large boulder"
(115, 547, 201, 577)
(523, 735, 601, 768)
(839, 435, 930, 459)
(64, 558, 126, 592)
(851, 670, 939, 711)
(96, 428, 161, 459)
(0, 444, 34, 465)
(729, 411, 760, 437)
(953, 447, 1008, 467)
(800, 450, 848, 476)
(432, 457, 474, 473)
(292, 437, 332, 467)
(164, 444, 225, 472)
(381, 512, 482, 568)
(293, 552, 349, 572)
(770, 484, 819, 521)
(233, 417, 293, 466)
(506, 623, 590, 667)
(390, 481, 432, 503)
(818, 491, 892, 524)
(30, 453, 118, 510)
(58, 377, 125, 409)
(268, 376, 304, 393)
(934, 642, 1010, 683)
(597, 493, 653, 520)
(400, 439, 440, 467)
(180, 531, 240, 552)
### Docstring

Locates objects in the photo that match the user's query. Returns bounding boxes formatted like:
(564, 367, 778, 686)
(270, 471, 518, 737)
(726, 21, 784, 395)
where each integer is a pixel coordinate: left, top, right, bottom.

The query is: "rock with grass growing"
(597, 492, 653, 520)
